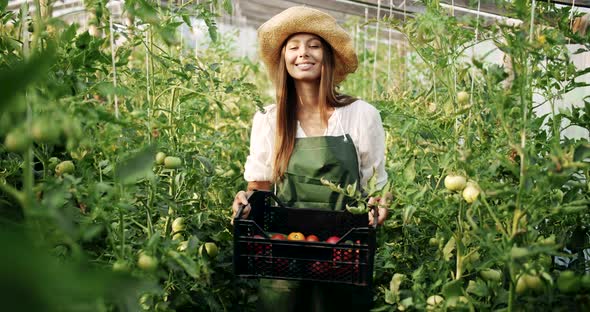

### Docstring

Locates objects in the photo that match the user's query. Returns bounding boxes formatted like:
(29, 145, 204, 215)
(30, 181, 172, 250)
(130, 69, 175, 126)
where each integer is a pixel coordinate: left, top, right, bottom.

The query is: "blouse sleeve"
(358, 105, 388, 190)
(243, 108, 274, 182)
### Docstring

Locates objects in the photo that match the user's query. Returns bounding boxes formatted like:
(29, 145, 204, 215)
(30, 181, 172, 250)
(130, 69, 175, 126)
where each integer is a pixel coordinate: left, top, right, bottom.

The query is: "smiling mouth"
(295, 63, 315, 69)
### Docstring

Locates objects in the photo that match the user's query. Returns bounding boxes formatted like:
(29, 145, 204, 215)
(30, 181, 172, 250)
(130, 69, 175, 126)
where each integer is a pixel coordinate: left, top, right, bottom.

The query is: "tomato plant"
(0, 0, 588, 311)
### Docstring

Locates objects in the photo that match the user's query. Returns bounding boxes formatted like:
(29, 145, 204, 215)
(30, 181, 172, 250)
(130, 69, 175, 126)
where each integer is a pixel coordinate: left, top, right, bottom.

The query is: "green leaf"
(403, 157, 416, 183)
(399, 297, 414, 310)
(367, 169, 378, 195)
(81, 224, 104, 241)
(127, 0, 160, 24)
(204, 17, 218, 42)
(181, 14, 192, 27)
(115, 145, 158, 184)
(95, 82, 132, 96)
(388, 273, 405, 303)
(442, 279, 464, 298)
(196, 155, 214, 175)
(222, 0, 233, 15)
(0, 49, 55, 113)
(167, 251, 198, 278)
(402, 205, 416, 225)
(346, 202, 367, 214)
(574, 143, 590, 162)
(61, 23, 78, 42)
(466, 279, 489, 297)
(443, 236, 456, 261)
(384, 289, 396, 305)
(0, 0, 7, 12)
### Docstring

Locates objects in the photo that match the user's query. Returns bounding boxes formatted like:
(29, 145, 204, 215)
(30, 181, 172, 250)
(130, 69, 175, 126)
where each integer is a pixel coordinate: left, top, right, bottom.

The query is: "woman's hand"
(231, 190, 253, 225)
(368, 192, 393, 226)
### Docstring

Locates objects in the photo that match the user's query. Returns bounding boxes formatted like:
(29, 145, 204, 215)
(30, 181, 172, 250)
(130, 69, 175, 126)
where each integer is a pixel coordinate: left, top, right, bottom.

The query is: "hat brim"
(257, 6, 358, 86)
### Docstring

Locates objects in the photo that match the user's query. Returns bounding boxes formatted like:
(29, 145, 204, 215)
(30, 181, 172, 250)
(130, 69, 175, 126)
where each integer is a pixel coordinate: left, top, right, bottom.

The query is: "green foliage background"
(0, 0, 589, 311)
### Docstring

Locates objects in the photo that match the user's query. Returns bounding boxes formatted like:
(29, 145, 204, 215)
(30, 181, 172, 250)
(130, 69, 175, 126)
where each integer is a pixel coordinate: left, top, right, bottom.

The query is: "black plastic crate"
(233, 190, 376, 287)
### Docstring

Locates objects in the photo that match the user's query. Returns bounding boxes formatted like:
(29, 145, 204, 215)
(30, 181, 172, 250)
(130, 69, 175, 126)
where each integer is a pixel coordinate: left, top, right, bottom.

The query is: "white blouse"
(244, 99, 388, 190)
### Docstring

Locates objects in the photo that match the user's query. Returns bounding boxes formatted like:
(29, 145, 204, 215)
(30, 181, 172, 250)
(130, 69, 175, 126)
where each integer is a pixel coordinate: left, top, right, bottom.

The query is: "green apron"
(257, 134, 372, 312)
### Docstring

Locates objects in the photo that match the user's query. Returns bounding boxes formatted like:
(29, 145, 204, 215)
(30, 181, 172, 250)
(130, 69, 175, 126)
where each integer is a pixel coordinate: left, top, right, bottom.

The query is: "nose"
(298, 46, 308, 58)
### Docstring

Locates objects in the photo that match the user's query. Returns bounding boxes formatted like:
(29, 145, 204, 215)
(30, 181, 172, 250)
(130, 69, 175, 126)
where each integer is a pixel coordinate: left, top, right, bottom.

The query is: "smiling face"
(283, 33, 324, 82)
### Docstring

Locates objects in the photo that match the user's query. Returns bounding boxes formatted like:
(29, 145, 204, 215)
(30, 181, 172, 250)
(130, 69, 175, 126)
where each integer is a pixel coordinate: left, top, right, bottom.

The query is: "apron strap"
(335, 108, 347, 142)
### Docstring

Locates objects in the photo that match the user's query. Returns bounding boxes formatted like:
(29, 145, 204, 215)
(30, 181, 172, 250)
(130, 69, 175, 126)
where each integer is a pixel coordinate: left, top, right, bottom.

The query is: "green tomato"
(462, 183, 480, 203)
(457, 91, 470, 104)
(164, 156, 182, 169)
(155, 152, 166, 165)
(55, 160, 75, 175)
(4, 129, 30, 153)
(516, 273, 543, 294)
(480, 269, 502, 282)
(444, 174, 467, 192)
(31, 119, 61, 144)
(62, 118, 82, 139)
(177, 240, 189, 252)
(112, 260, 129, 272)
(137, 253, 158, 271)
(515, 275, 528, 294)
(524, 274, 544, 293)
(557, 271, 579, 294)
(205, 242, 218, 257)
(510, 246, 529, 259)
(171, 217, 185, 233)
(199, 242, 218, 258)
(48, 157, 60, 171)
(426, 295, 444, 307)
(539, 234, 556, 246)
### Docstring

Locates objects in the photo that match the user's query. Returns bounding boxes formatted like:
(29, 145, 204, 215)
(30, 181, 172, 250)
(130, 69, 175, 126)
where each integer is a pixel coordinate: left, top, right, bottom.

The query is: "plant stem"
(109, 11, 119, 119)
(508, 263, 516, 312)
(119, 209, 125, 257)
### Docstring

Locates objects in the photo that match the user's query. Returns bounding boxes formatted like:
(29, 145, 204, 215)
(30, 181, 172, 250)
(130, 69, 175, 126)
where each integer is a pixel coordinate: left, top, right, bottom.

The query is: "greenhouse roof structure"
(7, 0, 590, 26)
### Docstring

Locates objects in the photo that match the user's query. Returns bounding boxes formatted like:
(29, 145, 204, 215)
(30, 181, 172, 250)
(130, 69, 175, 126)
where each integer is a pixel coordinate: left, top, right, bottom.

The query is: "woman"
(232, 6, 389, 312)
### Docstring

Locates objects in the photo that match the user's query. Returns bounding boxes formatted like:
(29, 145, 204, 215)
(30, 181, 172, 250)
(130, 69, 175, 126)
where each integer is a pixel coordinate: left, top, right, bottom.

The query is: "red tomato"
(333, 249, 354, 263)
(306, 234, 320, 242)
(271, 233, 287, 240)
(273, 258, 290, 276)
(310, 260, 331, 276)
(287, 232, 305, 241)
(248, 234, 270, 272)
(325, 236, 340, 244)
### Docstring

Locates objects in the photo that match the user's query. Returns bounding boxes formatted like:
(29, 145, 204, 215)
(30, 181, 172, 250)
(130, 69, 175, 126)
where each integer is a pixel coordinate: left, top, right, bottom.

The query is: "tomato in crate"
(310, 260, 331, 278)
(327, 238, 360, 281)
(233, 191, 377, 287)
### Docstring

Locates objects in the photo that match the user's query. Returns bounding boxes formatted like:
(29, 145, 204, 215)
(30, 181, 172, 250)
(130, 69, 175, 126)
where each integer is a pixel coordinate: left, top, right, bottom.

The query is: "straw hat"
(257, 6, 358, 85)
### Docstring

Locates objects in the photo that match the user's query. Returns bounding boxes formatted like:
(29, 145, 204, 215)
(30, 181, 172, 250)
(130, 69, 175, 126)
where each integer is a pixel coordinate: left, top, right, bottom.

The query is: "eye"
(289, 46, 298, 50)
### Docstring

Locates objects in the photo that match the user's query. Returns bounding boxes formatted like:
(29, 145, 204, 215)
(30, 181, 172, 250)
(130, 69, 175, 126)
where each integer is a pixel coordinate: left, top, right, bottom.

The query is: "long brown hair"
(272, 36, 356, 182)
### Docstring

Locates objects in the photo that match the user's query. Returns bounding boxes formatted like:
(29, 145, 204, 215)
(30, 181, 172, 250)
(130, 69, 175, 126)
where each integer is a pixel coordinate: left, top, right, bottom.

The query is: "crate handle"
(263, 190, 287, 209)
(235, 203, 246, 221)
(248, 190, 378, 228)
(371, 204, 378, 229)
(234, 190, 286, 221)
(247, 190, 287, 209)
(234, 191, 253, 221)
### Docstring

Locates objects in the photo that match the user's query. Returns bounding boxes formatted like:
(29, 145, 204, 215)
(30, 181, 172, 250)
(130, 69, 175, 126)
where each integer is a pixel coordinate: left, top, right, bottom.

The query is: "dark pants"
(257, 279, 372, 312)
